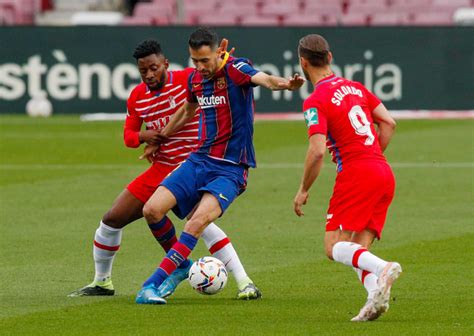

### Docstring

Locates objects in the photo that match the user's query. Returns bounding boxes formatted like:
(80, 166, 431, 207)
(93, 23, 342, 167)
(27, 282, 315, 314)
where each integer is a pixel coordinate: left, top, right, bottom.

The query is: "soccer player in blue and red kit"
(135, 27, 305, 304)
(69, 39, 262, 300)
(293, 34, 402, 321)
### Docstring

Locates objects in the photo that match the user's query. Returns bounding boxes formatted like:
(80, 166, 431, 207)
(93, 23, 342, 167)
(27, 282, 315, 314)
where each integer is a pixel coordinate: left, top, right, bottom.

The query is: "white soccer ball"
(188, 256, 228, 295)
(26, 94, 53, 118)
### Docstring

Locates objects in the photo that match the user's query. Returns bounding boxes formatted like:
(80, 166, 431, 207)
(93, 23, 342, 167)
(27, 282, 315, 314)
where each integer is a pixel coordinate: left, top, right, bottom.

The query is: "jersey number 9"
(348, 105, 375, 146)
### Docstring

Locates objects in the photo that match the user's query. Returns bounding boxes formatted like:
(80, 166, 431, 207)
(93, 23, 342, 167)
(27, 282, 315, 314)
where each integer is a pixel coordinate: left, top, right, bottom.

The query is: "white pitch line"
(1, 133, 108, 139)
(259, 162, 474, 168)
(0, 162, 473, 170)
(0, 164, 141, 170)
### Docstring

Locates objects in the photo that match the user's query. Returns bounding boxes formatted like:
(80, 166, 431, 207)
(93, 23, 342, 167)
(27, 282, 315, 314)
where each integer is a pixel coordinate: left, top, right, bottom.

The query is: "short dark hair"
(133, 40, 163, 60)
(188, 27, 218, 50)
(298, 34, 331, 67)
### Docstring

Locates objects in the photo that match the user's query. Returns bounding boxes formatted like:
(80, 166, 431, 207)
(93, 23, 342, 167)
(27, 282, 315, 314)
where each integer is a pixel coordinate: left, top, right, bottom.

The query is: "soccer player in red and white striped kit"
(69, 39, 261, 300)
(293, 34, 402, 321)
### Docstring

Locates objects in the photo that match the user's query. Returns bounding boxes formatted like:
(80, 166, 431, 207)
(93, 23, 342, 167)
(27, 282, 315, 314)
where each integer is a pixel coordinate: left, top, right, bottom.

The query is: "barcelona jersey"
(187, 54, 259, 168)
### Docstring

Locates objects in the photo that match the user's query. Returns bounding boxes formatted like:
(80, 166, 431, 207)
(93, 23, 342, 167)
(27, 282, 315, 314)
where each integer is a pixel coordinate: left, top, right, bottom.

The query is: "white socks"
(332, 241, 388, 277)
(353, 268, 379, 299)
(91, 221, 250, 288)
(93, 221, 122, 283)
(201, 223, 250, 288)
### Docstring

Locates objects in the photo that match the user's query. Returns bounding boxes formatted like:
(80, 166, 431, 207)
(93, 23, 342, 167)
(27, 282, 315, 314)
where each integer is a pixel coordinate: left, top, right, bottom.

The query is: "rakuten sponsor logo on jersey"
(331, 85, 363, 106)
(196, 95, 227, 109)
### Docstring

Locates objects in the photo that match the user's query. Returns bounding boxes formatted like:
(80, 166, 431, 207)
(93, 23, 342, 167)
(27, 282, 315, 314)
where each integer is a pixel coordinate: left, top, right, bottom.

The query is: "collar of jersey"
(315, 73, 336, 88)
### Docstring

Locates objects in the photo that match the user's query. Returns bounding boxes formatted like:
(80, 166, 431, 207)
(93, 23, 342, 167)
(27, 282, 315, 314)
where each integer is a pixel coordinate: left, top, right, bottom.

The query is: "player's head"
(298, 34, 332, 81)
(188, 27, 221, 79)
(133, 39, 169, 91)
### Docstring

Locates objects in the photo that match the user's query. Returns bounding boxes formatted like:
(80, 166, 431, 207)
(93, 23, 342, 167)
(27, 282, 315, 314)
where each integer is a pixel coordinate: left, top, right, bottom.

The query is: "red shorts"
(127, 163, 177, 203)
(325, 160, 395, 239)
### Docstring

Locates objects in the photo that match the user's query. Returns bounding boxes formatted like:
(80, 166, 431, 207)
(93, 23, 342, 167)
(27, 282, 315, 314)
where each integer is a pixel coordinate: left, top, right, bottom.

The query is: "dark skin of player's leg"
(102, 189, 145, 229)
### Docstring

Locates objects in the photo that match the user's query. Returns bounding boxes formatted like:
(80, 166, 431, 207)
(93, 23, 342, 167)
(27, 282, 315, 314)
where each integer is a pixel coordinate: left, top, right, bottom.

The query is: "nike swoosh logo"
(219, 193, 228, 201)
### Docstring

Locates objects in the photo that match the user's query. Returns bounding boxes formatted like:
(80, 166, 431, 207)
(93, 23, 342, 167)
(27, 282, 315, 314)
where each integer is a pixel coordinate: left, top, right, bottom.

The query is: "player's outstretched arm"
(372, 103, 396, 152)
(161, 101, 200, 138)
(294, 133, 326, 217)
(251, 72, 305, 91)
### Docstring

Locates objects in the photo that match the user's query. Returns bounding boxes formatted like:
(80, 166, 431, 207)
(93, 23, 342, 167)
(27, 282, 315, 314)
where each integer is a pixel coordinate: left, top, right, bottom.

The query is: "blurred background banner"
(0, 26, 473, 113)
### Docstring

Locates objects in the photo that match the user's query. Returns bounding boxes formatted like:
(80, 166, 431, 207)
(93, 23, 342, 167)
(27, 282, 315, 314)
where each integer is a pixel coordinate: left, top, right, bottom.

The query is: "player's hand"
(139, 144, 159, 163)
(139, 129, 169, 145)
(218, 38, 235, 58)
(278, 73, 305, 91)
(294, 189, 309, 217)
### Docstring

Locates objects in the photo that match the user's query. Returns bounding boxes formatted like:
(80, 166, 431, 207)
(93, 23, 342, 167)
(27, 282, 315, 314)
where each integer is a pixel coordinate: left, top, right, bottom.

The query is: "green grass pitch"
(0, 116, 473, 335)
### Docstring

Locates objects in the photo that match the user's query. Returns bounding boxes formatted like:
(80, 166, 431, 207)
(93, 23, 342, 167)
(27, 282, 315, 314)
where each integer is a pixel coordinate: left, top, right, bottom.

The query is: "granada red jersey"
(303, 74, 385, 172)
(124, 68, 200, 166)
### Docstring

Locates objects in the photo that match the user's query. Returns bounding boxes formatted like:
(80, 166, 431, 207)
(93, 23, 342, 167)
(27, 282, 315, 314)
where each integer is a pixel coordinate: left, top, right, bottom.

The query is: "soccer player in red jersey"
(135, 27, 304, 304)
(69, 39, 261, 300)
(293, 34, 402, 322)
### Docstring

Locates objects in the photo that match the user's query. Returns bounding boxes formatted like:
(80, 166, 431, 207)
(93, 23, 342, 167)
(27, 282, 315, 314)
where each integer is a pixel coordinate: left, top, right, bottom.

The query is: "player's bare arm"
(138, 129, 168, 145)
(251, 72, 305, 91)
(372, 103, 396, 152)
(294, 133, 326, 217)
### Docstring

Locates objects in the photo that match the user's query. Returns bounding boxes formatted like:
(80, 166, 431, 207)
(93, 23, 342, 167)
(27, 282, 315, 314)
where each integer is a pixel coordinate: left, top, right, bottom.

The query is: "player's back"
(305, 75, 386, 170)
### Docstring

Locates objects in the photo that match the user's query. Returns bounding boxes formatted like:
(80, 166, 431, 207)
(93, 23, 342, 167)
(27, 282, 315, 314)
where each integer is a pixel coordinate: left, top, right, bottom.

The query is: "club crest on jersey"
(217, 77, 226, 89)
(169, 95, 176, 108)
(304, 107, 318, 126)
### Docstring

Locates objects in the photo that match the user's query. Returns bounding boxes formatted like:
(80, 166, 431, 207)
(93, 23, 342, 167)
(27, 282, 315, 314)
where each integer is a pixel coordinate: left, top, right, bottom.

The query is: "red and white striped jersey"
(124, 68, 200, 166)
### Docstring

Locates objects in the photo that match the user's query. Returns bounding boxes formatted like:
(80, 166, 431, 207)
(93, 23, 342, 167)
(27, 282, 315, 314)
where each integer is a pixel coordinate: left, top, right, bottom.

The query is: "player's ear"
(164, 58, 169, 69)
(300, 56, 308, 69)
(327, 52, 333, 64)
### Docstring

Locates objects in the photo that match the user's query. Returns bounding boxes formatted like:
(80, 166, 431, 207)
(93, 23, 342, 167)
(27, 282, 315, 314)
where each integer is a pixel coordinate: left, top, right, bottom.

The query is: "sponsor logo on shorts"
(326, 213, 333, 224)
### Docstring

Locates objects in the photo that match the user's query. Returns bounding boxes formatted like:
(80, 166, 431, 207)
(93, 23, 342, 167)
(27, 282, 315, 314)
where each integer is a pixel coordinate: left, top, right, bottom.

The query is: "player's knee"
(102, 210, 126, 229)
(142, 202, 165, 223)
(325, 242, 335, 260)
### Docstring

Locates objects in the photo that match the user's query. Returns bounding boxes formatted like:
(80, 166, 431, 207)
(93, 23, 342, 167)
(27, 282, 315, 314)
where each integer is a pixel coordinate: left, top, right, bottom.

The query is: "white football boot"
(351, 298, 390, 322)
(373, 262, 402, 315)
